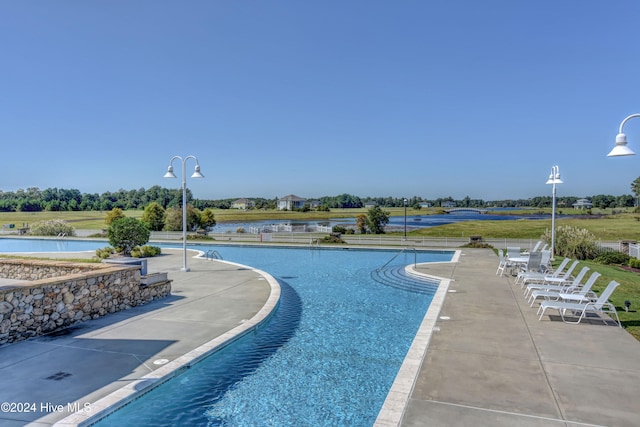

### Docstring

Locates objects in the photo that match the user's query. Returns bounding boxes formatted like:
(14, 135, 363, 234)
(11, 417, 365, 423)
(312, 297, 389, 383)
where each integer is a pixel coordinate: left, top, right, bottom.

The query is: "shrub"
(543, 225, 598, 260)
(131, 245, 161, 258)
(236, 227, 246, 233)
(96, 246, 115, 259)
(107, 217, 150, 256)
(187, 234, 215, 241)
(461, 242, 494, 249)
(321, 235, 345, 244)
(332, 225, 347, 234)
(593, 250, 630, 265)
(629, 258, 640, 269)
(30, 219, 75, 237)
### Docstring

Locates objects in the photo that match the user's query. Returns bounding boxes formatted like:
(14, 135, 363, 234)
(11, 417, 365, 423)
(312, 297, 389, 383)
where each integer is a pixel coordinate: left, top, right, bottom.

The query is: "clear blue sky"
(2, 1, 640, 201)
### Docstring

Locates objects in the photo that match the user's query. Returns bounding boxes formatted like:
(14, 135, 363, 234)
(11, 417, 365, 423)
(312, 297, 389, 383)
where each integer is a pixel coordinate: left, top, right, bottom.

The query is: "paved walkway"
(1, 247, 639, 426)
(399, 248, 640, 427)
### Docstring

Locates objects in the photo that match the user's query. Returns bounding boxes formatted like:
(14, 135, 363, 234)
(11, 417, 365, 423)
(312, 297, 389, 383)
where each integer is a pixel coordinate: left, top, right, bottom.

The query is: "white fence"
(141, 230, 630, 252)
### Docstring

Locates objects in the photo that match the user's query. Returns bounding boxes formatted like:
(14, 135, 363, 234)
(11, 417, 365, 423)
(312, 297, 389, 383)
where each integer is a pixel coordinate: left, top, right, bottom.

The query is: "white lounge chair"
(523, 260, 580, 296)
(528, 271, 600, 307)
(515, 256, 568, 286)
(537, 280, 621, 326)
(526, 266, 589, 299)
(519, 250, 544, 274)
(514, 250, 556, 284)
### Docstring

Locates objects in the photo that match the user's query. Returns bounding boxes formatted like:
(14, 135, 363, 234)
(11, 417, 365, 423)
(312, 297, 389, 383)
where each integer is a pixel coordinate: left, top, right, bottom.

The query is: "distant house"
(572, 198, 593, 209)
(441, 201, 456, 208)
(277, 194, 306, 210)
(231, 198, 255, 210)
(307, 200, 321, 209)
(364, 202, 377, 208)
(420, 202, 432, 208)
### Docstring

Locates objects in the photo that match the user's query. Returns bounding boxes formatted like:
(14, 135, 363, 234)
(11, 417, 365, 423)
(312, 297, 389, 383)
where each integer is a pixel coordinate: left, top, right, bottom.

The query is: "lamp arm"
(619, 114, 640, 134)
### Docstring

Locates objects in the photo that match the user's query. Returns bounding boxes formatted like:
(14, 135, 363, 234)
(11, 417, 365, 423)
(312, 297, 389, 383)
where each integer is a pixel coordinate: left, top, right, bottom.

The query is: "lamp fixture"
(608, 114, 640, 157)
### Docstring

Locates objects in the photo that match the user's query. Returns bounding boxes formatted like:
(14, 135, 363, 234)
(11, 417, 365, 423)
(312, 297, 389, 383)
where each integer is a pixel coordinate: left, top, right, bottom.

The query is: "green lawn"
(545, 259, 640, 340)
(403, 214, 640, 241)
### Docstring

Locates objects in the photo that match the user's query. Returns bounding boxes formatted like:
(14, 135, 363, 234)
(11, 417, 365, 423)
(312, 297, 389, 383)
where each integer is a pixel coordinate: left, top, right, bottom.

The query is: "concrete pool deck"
(1, 247, 639, 426)
(0, 249, 278, 426)
(392, 249, 640, 427)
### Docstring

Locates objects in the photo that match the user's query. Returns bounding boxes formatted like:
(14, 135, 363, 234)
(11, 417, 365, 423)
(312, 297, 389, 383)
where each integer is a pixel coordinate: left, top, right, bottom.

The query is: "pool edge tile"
(373, 252, 459, 427)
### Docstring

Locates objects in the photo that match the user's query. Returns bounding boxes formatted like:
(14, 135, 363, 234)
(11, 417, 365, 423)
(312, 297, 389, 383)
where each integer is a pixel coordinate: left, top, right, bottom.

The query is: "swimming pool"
(0, 239, 452, 425)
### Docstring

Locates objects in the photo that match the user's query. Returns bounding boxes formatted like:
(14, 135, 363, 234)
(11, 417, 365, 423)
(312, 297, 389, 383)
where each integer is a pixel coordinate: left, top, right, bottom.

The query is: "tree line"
(0, 186, 637, 212)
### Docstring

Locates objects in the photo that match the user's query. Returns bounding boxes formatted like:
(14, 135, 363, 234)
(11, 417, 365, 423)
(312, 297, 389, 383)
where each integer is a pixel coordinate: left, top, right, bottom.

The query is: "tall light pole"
(403, 198, 408, 241)
(545, 165, 563, 258)
(164, 155, 204, 272)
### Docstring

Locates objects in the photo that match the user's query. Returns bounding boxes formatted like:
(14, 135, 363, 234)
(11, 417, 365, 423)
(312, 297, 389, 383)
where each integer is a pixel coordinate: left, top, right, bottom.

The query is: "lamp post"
(403, 198, 408, 241)
(608, 114, 640, 157)
(164, 155, 204, 272)
(545, 165, 563, 258)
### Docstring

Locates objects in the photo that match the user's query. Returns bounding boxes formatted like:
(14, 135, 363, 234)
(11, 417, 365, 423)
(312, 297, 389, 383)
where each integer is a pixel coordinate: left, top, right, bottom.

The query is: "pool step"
(370, 266, 438, 295)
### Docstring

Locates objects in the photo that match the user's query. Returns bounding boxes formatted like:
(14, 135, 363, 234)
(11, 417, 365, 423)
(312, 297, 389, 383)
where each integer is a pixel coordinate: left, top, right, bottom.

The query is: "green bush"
(593, 250, 631, 265)
(332, 225, 347, 234)
(95, 246, 115, 259)
(131, 245, 161, 258)
(543, 225, 598, 260)
(461, 242, 494, 249)
(107, 217, 150, 256)
(321, 235, 345, 244)
(629, 258, 640, 269)
(29, 219, 75, 237)
(187, 234, 215, 241)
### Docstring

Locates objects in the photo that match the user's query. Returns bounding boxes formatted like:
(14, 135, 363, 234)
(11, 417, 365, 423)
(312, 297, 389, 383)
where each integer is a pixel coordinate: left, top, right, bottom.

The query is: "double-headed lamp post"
(545, 165, 563, 258)
(164, 155, 204, 272)
(608, 113, 640, 157)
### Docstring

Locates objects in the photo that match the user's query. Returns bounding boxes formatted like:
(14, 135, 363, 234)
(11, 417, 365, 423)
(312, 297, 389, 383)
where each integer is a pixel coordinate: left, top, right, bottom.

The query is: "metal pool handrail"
(376, 247, 417, 272)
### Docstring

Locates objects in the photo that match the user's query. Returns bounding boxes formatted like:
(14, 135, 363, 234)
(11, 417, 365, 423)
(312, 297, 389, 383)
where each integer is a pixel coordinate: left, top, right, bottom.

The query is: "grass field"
(1, 207, 637, 241)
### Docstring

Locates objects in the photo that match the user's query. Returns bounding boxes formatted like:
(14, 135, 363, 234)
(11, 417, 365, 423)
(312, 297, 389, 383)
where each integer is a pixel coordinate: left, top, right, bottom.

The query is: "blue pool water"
(0, 238, 104, 253)
(0, 239, 452, 426)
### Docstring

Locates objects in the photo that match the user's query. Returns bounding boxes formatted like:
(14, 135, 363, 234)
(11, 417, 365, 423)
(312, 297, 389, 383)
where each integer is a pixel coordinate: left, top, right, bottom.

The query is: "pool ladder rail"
(205, 250, 223, 260)
(375, 247, 417, 272)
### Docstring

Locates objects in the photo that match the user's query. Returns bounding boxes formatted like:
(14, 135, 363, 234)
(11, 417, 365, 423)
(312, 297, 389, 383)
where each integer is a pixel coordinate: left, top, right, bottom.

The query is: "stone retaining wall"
(0, 259, 171, 345)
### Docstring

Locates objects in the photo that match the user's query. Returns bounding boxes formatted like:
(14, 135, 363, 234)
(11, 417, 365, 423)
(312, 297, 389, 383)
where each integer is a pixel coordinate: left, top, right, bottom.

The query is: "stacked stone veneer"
(0, 259, 171, 345)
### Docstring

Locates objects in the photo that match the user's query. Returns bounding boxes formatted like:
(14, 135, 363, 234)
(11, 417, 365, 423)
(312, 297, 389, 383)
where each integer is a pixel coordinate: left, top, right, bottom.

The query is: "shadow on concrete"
(90, 280, 302, 427)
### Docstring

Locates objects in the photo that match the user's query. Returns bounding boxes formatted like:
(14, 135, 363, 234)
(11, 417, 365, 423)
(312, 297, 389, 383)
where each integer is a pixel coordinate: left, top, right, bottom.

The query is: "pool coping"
(53, 258, 282, 427)
(374, 250, 461, 426)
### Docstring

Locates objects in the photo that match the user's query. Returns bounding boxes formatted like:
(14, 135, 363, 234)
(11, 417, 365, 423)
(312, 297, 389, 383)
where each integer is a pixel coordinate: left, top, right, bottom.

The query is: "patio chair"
(522, 259, 578, 293)
(506, 247, 521, 258)
(525, 265, 588, 298)
(517, 250, 547, 276)
(515, 255, 565, 286)
(506, 247, 528, 273)
(528, 271, 600, 307)
(496, 250, 513, 276)
(537, 280, 621, 326)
